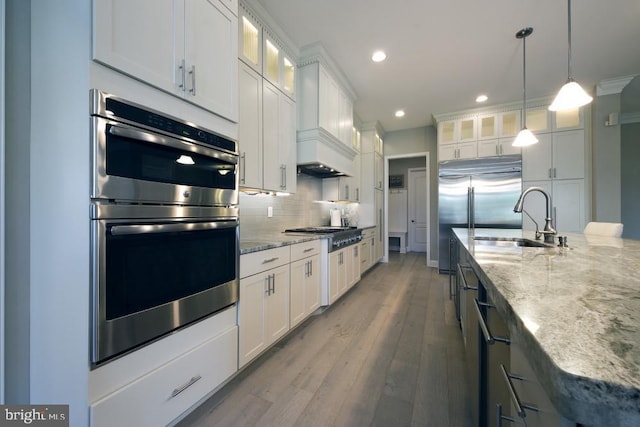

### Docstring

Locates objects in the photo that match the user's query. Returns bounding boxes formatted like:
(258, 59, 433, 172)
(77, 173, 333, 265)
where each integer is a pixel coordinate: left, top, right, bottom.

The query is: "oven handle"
(108, 124, 238, 164)
(109, 220, 238, 236)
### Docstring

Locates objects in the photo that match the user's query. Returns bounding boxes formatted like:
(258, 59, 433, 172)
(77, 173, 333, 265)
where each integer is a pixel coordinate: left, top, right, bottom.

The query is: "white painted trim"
(620, 111, 640, 125)
(596, 75, 637, 96)
(0, 0, 5, 404)
(384, 152, 430, 266)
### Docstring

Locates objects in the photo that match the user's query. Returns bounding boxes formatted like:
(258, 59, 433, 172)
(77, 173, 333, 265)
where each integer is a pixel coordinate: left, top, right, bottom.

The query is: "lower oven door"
(91, 208, 239, 365)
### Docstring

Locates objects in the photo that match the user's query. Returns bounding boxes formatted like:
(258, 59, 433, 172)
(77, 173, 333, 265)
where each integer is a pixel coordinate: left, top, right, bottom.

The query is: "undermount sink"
(473, 236, 551, 248)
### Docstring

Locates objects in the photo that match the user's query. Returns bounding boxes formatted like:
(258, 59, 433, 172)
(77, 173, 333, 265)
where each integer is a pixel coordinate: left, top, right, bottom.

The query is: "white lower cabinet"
(329, 249, 348, 304)
(239, 246, 290, 368)
(89, 309, 238, 427)
(347, 244, 361, 287)
(289, 241, 321, 328)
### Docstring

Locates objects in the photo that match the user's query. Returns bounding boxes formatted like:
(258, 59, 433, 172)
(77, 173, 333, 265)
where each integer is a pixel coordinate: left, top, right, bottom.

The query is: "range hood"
(297, 162, 347, 178)
(297, 127, 357, 178)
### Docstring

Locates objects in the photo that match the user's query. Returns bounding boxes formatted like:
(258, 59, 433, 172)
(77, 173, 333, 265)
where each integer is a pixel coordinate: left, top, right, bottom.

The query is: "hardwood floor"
(177, 252, 473, 427)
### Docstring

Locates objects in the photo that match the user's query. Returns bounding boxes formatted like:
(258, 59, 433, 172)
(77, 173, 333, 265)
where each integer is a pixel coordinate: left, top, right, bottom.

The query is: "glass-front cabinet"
(263, 34, 295, 99)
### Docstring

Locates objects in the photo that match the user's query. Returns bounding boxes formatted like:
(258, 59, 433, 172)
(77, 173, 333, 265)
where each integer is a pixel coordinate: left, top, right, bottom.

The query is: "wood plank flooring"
(177, 252, 473, 427)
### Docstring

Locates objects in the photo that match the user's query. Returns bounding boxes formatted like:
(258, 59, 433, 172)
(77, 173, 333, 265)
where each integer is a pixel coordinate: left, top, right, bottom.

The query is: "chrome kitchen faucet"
(513, 187, 557, 244)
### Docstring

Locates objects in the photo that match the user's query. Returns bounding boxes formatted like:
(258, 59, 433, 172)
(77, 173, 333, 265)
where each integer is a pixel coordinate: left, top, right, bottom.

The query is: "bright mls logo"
(1, 405, 68, 426)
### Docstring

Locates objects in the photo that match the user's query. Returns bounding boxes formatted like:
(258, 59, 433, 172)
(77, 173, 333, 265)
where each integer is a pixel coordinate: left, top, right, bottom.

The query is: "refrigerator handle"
(467, 186, 472, 230)
(471, 187, 476, 229)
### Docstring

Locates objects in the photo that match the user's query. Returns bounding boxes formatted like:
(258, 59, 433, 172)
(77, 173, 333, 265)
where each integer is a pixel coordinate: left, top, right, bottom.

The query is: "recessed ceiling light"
(371, 50, 387, 62)
(395, 110, 405, 118)
(476, 94, 488, 103)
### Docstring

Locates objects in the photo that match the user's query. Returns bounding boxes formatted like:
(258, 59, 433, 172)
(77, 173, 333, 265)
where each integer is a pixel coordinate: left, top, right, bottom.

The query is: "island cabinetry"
(89, 308, 237, 427)
(289, 241, 321, 328)
(93, 0, 238, 122)
(474, 282, 512, 427)
(503, 339, 567, 427)
(238, 246, 290, 368)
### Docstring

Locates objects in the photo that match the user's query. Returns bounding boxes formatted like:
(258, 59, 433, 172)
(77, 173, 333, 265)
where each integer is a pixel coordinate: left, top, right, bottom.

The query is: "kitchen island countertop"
(453, 228, 640, 426)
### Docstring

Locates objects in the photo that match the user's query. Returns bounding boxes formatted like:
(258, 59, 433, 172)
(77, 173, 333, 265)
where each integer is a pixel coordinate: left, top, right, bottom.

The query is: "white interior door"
(408, 168, 427, 252)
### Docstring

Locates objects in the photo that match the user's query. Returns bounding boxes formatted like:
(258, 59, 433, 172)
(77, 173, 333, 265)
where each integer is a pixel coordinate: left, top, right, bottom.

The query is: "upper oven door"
(91, 116, 239, 206)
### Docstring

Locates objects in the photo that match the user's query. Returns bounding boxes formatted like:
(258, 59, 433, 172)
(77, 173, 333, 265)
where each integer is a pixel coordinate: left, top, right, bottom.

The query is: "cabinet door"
(184, 0, 238, 122)
(477, 139, 499, 158)
(239, 9, 261, 71)
(238, 61, 262, 189)
(553, 130, 585, 179)
(93, 0, 180, 97)
(238, 273, 267, 367)
(374, 153, 384, 190)
(262, 80, 281, 191)
(360, 240, 370, 273)
(510, 343, 564, 426)
(305, 255, 321, 315)
(438, 120, 457, 144)
(499, 111, 520, 137)
(375, 191, 384, 261)
(457, 141, 478, 160)
(522, 133, 552, 181)
(439, 144, 458, 161)
(499, 139, 521, 156)
(266, 265, 290, 344)
(279, 92, 297, 193)
(478, 114, 498, 140)
(349, 244, 361, 286)
(329, 251, 341, 303)
(553, 179, 585, 233)
(459, 117, 477, 142)
(290, 258, 307, 328)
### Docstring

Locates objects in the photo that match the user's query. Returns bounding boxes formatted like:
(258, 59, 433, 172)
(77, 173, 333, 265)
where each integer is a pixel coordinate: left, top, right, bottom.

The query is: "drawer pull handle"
(457, 264, 478, 291)
(303, 248, 315, 253)
(170, 375, 202, 399)
(473, 299, 510, 345)
(262, 257, 279, 264)
(500, 364, 538, 419)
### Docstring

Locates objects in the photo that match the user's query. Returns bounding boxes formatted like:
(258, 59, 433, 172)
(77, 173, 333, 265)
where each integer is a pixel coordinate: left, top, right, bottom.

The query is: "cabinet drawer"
(290, 240, 321, 261)
(362, 228, 375, 240)
(240, 246, 290, 278)
(90, 325, 238, 427)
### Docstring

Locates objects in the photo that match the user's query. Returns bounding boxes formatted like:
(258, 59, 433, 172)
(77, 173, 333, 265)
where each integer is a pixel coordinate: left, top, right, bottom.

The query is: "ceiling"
(252, 0, 640, 132)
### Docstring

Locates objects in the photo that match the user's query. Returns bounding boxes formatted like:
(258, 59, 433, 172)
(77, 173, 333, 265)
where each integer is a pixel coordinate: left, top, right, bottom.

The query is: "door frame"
(384, 152, 431, 266)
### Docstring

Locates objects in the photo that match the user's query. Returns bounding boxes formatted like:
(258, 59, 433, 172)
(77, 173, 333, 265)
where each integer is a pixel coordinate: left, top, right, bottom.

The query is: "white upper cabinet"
(298, 61, 355, 148)
(263, 34, 295, 99)
(238, 61, 263, 189)
(94, 0, 238, 122)
(239, 10, 261, 71)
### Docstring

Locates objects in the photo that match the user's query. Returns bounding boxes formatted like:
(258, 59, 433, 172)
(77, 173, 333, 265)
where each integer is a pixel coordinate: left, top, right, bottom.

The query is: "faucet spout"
(513, 187, 557, 243)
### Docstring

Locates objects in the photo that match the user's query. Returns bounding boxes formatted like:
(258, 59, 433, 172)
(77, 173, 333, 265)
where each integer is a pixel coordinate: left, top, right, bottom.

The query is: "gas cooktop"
(284, 226, 357, 234)
(285, 227, 362, 252)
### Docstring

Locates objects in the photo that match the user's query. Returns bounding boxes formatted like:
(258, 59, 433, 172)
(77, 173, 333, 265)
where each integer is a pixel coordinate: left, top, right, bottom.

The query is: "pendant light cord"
(522, 32, 527, 128)
(567, 0, 573, 81)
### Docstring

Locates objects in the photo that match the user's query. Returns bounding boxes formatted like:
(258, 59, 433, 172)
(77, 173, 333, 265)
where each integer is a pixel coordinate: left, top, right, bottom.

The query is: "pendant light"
(548, 0, 592, 111)
(513, 27, 538, 147)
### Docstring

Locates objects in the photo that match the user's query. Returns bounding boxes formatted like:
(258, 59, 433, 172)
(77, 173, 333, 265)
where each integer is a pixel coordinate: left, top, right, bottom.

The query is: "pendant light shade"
(549, 0, 592, 112)
(513, 27, 538, 147)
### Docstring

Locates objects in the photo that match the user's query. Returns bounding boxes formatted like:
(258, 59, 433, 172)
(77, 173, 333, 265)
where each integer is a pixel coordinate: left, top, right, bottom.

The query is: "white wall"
(384, 126, 438, 264)
(0, 0, 5, 404)
(4, 0, 90, 424)
(592, 93, 622, 222)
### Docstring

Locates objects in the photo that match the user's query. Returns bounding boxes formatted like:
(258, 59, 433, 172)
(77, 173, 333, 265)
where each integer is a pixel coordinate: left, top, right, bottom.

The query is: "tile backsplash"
(239, 174, 359, 239)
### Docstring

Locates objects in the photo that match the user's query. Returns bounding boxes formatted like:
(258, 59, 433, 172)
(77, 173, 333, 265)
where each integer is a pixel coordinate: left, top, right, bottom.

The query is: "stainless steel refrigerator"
(438, 155, 522, 273)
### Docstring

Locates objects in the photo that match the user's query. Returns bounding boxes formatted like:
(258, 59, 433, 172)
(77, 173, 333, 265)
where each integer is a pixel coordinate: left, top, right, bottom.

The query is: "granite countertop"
(453, 228, 640, 426)
(239, 233, 325, 254)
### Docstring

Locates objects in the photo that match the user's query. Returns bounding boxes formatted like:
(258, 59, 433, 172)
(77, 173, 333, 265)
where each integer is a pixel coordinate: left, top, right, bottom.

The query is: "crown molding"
(596, 75, 637, 96)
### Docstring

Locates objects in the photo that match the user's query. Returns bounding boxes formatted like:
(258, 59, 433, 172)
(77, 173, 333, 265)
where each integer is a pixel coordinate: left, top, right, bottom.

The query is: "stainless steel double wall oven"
(90, 90, 239, 365)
